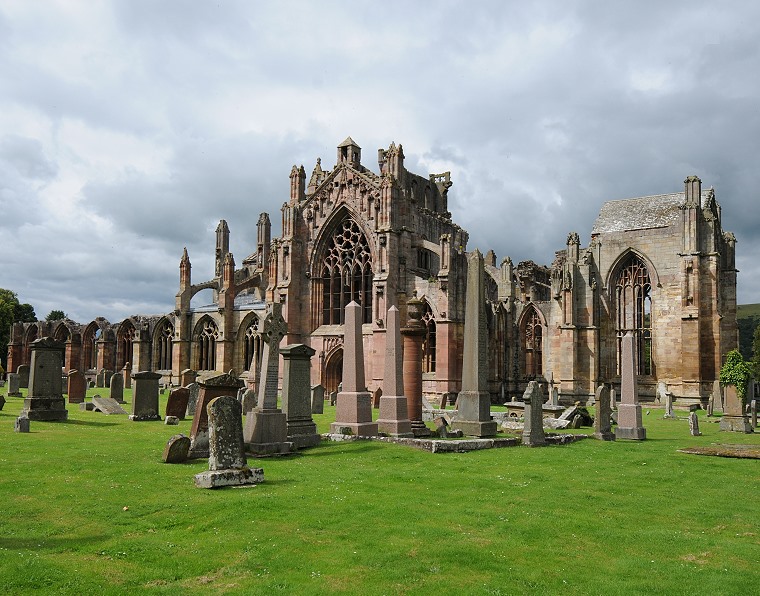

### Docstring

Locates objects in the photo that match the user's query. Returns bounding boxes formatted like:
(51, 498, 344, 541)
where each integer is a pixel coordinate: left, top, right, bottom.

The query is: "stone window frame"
(522, 305, 543, 379)
(243, 315, 263, 378)
(116, 320, 136, 370)
(156, 320, 174, 371)
(197, 318, 219, 371)
(421, 300, 436, 374)
(615, 254, 652, 376)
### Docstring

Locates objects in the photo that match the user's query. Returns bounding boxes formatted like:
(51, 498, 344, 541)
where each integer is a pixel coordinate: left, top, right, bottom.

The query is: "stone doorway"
(324, 348, 343, 395)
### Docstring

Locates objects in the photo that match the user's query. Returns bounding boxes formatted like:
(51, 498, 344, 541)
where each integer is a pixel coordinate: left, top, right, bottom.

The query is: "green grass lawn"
(1, 388, 759, 595)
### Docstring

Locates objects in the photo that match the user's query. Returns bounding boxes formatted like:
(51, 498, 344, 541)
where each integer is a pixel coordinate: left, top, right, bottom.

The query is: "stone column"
(280, 344, 320, 448)
(400, 296, 429, 437)
(21, 338, 68, 421)
(615, 332, 646, 440)
(378, 305, 413, 437)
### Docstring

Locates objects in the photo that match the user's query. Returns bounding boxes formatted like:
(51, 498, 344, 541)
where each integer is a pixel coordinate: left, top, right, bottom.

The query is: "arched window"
(615, 254, 652, 375)
(320, 218, 373, 325)
(117, 321, 135, 369)
(82, 324, 101, 371)
(157, 321, 174, 370)
(523, 307, 543, 378)
(243, 317, 263, 375)
(421, 301, 436, 373)
(198, 319, 218, 371)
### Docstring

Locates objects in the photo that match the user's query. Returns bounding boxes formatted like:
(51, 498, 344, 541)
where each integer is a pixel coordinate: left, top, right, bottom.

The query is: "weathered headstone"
(377, 305, 413, 437)
(110, 371, 125, 404)
(21, 338, 68, 421)
(521, 380, 547, 447)
(330, 301, 379, 437)
(610, 387, 617, 410)
(79, 402, 94, 411)
(310, 384, 325, 414)
(593, 383, 615, 441)
(549, 386, 559, 407)
(129, 371, 162, 421)
(657, 381, 667, 404)
(180, 368, 197, 387)
(329, 391, 337, 406)
(195, 396, 264, 488)
(451, 250, 497, 437)
(165, 387, 190, 420)
(751, 399, 757, 428)
(688, 412, 702, 436)
(15, 415, 30, 433)
(280, 344, 320, 449)
(615, 332, 646, 440)
(162, 434, 190, 463)
(711, 379, 724, 415)
(17, 364, 30, 389)
(663, 391, 675, 419)
(7, 373, 21, 397)
(719, 383, 753, 433)
(373, 387, 382, 409)
(241, 388, 257, 414)
(439, 393, 449, 409)
(185, 382, 200, 417)
(122, 362, 132, 389)
(165, 415, 179, 425)
(188, 373, 243, 458)
(67, 369, 87, 404)
(92, 395, 128, 415)
(434, 416, 449, 438)
(244, 303, 295, 454)
(96, 368, 105, 388)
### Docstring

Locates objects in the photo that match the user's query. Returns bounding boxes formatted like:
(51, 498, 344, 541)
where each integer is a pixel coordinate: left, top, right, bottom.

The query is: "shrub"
(719, 349, 753, 403)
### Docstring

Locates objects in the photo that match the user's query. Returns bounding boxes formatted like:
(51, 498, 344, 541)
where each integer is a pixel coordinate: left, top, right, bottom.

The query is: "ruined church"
(7, 138, 738, 405)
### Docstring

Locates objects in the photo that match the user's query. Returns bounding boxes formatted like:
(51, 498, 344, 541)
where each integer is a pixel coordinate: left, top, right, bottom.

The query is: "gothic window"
(417, 248, 431, 272)
(83, 325, 101, 370)
(320, 218, 373, 325)
(157, 321, 174, 370)
(615, 254, 652, 375)
(243, 317, 263, 375)
(422, 301, 436, 373)
(523, 307, 543, 378)
(118, 322, 135, 369)
(198, 319, 218, 371)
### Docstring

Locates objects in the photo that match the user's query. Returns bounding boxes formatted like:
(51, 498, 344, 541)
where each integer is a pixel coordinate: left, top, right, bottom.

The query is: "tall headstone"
(615, 332, 646, 440)
(241, 388, 257, 414)
(67, 369, 87, 404)
(280, 343, 320, 448)
(110, 372, 125, 404)
(188, 373, 244, 458)
(657, 381, 667, 404)
(185, 382, 200, 417)
(549, 386, 559, 407)
(663, 391, 675, 419)
(330, 301, 378, 437)
(311, 384, 325, 414)
(17, 364, 30, 389)
(96, 368, 106, 388)
(688, 412, 702, 436)
(21, 338, 68, 421)
(244, 302, 294, 454)
(165, 387, 190, 419)
(710, 380, 724, 415)
(7, 373, 21, 397)
(194, 396, 264, 489)
(129, 371, 161, 421)
(377, 305, 413, 437)
(401, 294, 430, 437)
(451, 250, 497, 437)
(521, 381, 547, 446)
(180, 368, 197, 387)
(751, 399, 757, 428)
(593, 383, 615, 441)
(719, 383, 753, 433)
(122, 362, 132, 389)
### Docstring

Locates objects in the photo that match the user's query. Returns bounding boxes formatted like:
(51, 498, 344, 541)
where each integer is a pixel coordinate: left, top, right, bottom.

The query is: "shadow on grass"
(300, 442, 385, 457)
(64, 419, 120, 427)
(0, 534, 109, 551)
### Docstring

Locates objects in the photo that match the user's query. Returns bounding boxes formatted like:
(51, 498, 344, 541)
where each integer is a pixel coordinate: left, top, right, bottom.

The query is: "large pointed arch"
(237, 311, 264, 380)
(421, 298, 437, 374)
(518, 303, 546, 379)
(152, 316, 174, 371)
(611, 252, 653, 376)
(192, 315, 220, 372)
(82, 321, 103, 371)
(116, 319, 136, 370)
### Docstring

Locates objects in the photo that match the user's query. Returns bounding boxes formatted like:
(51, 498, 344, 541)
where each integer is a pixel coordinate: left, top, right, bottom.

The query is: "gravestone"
(189, 373, 244, 458)
(329, 391, 337, 406)
(122, 362, 132, 389)
(163, 434, 190, 463)
(92, 395, 128, 415)
(688, 412, 702, 436)
(710, 380, 724, 415)
(15, 415, 30, 433)
(610, 387, 617, 410)
(166, 387, 190, 419)
(79, 402, 94, 411)
(439, 393, 449, 409)
(521, 381, 547, 447)
(180, 369, 197, 387)
(7, 373, 21, 397)
(185, 382, 200, 417)
(241, 388, 257, 414)
(657, 381, 667, 404)
(434, 416, 449, 438)
(0, 394, 4, 410)
(17, 364, 30, 389)
(752, 399, 757, 428)
(593, 383, 615, 441)
(67, 370, 87, 404)
(373, 387, 382, 409)
(663, 391, 675, 419)
(311, 384, 325, 415)
(236, 386, 246, 403)
(96, 368, 105, 388)
(549, 386, 559, 407)
(195, 395, 264, 488)
(110, 372, 125, 404)
(165, 416, 179, 425)
(244, 303, 295, 454)
(330, 301, 378, 437)
(280, 344, 320, 448)
(719, 383, 753, 433)
(377, 305, 413, 437)
(21, 338, 68, 421)
(615, 332, 646, 440)
(451, 250, 497, 437)
(129, 371, 162, 421)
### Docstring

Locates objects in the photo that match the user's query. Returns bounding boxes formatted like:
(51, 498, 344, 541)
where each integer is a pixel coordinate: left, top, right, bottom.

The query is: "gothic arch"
(324, 346, 343, 395)
(82, 321, 102, 371)
(421, 299, 437, 374)
(237, 311, 264, 380)
(23, 324, 39, 364)
(192, 315, 220, 372)
(152, 317, 174, 371)
(116, 319, 137, 370)
(518, 304, 546, 379)
(604, 248, 659, 291)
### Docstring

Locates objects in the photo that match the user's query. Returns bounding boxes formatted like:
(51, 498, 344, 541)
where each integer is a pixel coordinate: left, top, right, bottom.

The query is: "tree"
(719, 349, 753, 404)
(46, 310, 67, 322)
(0, 289, 37, 370)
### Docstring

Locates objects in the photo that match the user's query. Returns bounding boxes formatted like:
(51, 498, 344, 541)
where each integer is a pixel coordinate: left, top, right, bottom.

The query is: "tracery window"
(523, 307, 543, 378)
(198, 319, 218, 371)
(421, 301, 436, 373)
(118, 322, 135, 369)
(615, 254, 652, 375)
(157, 321, 174, 370)
(320, 218, 373, 325)
(83, 326, 100, 370)
(243, 317, 263, 375)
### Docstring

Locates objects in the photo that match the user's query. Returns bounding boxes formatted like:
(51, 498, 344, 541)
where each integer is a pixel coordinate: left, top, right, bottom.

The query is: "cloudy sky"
(2, 0, 759, 323)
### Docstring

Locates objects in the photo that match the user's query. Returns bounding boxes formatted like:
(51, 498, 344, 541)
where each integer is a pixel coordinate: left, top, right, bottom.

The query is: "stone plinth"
(67, 370, 87, 404)
(280, 344, 320, 449)
(129, 371, 161, 421)
(521, 381, 547, 447)
(21, 338, 68, 421)
(615, 332, 646, 440)
(189, 373, 244, 458)
(378, 306, 413, 437)
(719, 384, 754, 433)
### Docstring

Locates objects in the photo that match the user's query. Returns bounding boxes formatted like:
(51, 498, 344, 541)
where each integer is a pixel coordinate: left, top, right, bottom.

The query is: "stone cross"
(257, 302, 288, 410)
(521, 380, 547, 446)
(615, 332, 646, 440)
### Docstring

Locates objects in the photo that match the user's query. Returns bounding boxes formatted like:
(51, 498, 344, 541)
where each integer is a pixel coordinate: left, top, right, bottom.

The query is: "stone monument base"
(330, 392, 378, 436)
(719, 415, 754, 433)
(286, 419, 321, 449)
(451, 390, 497, 437)
(452, 419, 498, 438)
(615, 426, 647, 440)
(129, 413, 161, 421)
(194, 466, 264, 489)
(22, 397, 68, 421)
(594, 431, 616, 441)
(614, 403, 646, 440)
(245, 409, 295, 454)
(377, 395, 414, 437)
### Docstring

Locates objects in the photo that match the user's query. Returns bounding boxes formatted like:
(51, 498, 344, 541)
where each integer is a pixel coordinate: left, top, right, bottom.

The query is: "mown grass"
(737, 303, 760, 318)
(0, 387, 758, 595)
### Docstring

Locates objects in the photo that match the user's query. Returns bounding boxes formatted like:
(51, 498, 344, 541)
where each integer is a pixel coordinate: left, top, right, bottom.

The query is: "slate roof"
(591, 190, 712, 234)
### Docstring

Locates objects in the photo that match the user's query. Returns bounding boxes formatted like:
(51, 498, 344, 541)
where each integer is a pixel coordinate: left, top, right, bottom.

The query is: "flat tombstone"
(22, 338, 67, 421)
(688, 412, 702, 436)
(166, 387, 190, 419)
(92, 395, 128, 415)
(67, 370, 87, 404)
(521, 380, 547, 447)
(7, 373, 21, 397)
(185, 382, 200, 417)
(311, 384, 325, 415)
(109, 372, 124, 404)
(189, 373, 243, 459)
(163, 434, 190, 463)
(130, 371, 162, 421)
(615, 332, 646, 440)
(17, 364, 30, 389)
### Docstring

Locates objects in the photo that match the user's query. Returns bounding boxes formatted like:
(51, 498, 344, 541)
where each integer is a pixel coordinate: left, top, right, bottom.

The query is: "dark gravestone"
(21, 338, 67, 421)
(7, 373, 21, 397)
(163, 434, 190, 464)
(689, 412, 702, 436)
(109, 372, 125, 404)
(92, 396, 128, 415)
(311, 384, 325, 415)
(593, 384, 615, 441)
(180, 369, 197, 387)
(165, 387, 190, 420)
(188, 373, 243, 459)
(0, 394, 5, 410)
(17, 364, 30, 389)
(521, 381, 547, 447)
(329, 391, 337, 406)
(185, 382, 200, 417)
(130, 371, 161, 421)
(67, 370, 87, 404)
(281, 344, 320, 449)
(15, 415, 30, 433)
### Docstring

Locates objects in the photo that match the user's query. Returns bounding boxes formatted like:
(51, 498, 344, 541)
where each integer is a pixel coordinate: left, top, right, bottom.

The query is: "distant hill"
(737, 303, 760, 360)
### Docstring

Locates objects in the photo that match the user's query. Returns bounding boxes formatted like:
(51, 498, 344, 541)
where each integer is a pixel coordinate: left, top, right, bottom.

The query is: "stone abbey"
(7, 138, 738, 405)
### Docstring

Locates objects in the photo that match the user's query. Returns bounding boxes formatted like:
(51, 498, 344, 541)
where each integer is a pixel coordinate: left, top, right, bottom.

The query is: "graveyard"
(1, 383, 758, 595)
